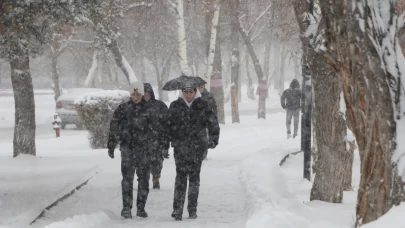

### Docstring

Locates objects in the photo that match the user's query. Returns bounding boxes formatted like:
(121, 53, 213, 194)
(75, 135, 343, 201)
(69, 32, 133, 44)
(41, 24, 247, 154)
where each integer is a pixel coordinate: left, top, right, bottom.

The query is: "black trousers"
(173, 147, 203, 215)
(150, 156, 163, 179)
(121, 149, 150, 210)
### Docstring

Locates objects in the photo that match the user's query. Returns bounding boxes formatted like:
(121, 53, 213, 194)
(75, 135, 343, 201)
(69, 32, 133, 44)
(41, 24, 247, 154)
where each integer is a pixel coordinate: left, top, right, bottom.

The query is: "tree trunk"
(204, 1, 220, 89)
(294, 0, 405, 224)
(230, 0, 240, 123)
(344, 139, 356, 191)
(85, 51, 99, 87)
(293, 0, 351, 204)
(278, 45, 286, 94)
(175, 0, 191, 76)
(161, 55, 172, 101)
(10, 53, 36, 157)
(246, 55, 255, 100)
(309, 51, 347, 203)
(109, 39, 138, 84)
(293, 54, 300, 80)
(140, 57, 147, 83)
(210, 19, 225, 124)
(51, 54, 62, 102)
(237, 17, 267, 119)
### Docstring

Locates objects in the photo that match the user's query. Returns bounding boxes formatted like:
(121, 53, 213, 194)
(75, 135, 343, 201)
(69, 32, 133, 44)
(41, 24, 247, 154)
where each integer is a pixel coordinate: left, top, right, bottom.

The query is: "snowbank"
(241, 149, 360, 228)
(44, 211, 113, 228)
(240, 149, 311, 228)
(362, 204, 405, 228)
(0, 155, 101, 227)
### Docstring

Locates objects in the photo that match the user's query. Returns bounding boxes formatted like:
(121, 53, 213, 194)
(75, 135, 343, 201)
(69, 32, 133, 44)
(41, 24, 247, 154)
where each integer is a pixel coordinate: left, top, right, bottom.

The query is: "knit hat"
(128, 82, 144, 96)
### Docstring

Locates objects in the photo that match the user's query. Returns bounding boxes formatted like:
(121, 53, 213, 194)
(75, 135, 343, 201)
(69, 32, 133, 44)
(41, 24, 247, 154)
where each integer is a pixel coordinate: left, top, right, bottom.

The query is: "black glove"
(208, 141, 216, 149)
(108, 149, 114, 159)
(162, 149, 170, 159)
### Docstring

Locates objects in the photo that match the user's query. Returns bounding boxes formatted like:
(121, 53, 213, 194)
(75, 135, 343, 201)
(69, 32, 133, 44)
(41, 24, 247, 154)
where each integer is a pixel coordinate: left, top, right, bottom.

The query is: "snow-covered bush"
(75, 90, 129, 149)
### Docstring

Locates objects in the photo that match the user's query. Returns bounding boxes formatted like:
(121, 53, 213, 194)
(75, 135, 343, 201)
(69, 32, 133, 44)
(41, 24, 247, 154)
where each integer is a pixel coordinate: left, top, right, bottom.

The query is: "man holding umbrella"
(164, 76, 220, 221)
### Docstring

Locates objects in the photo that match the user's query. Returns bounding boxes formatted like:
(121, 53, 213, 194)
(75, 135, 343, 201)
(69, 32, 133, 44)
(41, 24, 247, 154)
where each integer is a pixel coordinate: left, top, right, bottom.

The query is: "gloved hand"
(208, 141, 216, 149)
(108, 149, 114, 159)
(162, 149, 170, 159)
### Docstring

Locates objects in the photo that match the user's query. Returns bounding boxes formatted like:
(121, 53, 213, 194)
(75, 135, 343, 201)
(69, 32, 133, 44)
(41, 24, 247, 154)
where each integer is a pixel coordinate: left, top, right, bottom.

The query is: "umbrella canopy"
(162, 75, 206, 91)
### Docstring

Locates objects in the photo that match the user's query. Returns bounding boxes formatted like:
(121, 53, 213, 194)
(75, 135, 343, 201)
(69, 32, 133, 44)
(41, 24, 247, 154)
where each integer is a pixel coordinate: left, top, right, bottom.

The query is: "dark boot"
(136, 208, 148, 218)
(189, 211, 197, 219)
(121, 208, 132, 219)
(171, 210, 182, 221)
(153, 177, 160, 189)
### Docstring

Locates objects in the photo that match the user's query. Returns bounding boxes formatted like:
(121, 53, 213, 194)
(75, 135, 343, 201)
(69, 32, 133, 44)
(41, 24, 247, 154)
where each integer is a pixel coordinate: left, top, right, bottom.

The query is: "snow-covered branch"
(247, 4, 272, 36)
(126, 2, 153, 12)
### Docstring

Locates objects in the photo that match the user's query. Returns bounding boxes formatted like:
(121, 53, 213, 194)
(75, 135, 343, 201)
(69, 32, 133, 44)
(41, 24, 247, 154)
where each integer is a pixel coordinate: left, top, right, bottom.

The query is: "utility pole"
(301, 56, 312, 181)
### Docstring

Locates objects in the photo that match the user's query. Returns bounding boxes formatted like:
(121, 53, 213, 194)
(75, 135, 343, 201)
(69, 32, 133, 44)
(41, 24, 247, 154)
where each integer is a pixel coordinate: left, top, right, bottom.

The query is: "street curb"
(279, 151, 302, 166)
(30, 169, 102, 225)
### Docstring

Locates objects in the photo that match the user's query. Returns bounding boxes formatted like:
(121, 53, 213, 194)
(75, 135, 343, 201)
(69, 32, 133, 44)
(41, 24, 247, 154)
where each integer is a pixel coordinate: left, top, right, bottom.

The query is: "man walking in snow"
(167, 82, 220, 221)
(197, 82, 218, 160)
(107, 82, 151, 219)
(280, 79, 302, 139)
(143, 83, 170, 190)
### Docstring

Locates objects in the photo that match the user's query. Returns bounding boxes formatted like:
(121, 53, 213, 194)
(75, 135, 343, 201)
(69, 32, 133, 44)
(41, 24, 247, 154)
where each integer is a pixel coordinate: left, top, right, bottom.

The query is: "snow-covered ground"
(1, 88, 403, 228)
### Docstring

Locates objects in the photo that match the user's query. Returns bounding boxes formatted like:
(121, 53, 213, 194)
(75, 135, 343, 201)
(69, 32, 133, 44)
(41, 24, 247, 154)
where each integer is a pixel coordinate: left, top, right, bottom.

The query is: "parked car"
(55, 88, 103, 129)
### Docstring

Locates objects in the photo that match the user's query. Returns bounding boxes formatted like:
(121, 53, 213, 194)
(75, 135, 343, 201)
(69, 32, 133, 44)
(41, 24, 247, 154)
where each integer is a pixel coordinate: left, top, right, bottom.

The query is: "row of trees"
(5, 0, 403, 226)
(0, 0, 300, 157)
(293, 0, 405, 226)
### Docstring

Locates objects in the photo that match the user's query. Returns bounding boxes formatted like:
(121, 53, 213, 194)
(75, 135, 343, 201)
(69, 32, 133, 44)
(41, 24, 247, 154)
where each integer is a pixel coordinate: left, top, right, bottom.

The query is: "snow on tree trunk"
(210, 21, 225, 124)
(84, 51, 99, 87)
(109, 39, 138, 83)
(237, 17, 267, 119)
(230, 0, 240, 123)
(10, 54, 36, 157)
(175, 0, 192, 76)
(296, 0, 405, 225)
(309, 52, 347, 203)
(204, 1, 220, 90)
(293, 0, 352, 204)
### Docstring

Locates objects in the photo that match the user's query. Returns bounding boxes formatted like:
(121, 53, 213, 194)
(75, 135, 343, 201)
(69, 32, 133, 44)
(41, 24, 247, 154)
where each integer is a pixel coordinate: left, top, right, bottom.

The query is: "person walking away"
(107, 82, 151, 219)
(197, 82, 218, 160)
(167, 82, 220, 221)
(52, 113, 62, 138)
(280, 79, 302, 139)
(143, 83, 170, 190)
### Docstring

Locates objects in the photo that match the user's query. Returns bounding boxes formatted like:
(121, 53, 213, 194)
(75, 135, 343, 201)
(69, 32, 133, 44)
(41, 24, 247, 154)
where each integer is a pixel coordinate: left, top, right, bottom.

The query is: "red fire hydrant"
(52, 113, 62, 138)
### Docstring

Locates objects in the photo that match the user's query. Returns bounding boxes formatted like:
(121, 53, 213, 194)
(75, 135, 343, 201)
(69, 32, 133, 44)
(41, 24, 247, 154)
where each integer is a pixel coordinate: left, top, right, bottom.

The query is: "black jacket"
(107, 100, 150, 157)
(144, 84, 170, 158)
(201, 89, 218, 116)
(281, 80, 302, 110)
(167, 97, 220, 159)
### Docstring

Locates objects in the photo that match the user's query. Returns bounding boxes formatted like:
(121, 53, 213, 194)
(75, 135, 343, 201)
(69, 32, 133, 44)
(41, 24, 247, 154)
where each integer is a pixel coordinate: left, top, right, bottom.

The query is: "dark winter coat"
(107, 99, 151, 159)
(167, 96, 220, 161)
(201, 89, 218, 116)
(281, 80, 302, 110)
(144, 83, 170, 160)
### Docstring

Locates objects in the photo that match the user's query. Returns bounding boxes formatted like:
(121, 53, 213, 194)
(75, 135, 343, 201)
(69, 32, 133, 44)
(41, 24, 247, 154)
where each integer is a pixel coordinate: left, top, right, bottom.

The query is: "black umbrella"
(162, 75, 206, 91)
